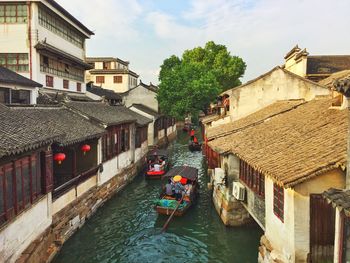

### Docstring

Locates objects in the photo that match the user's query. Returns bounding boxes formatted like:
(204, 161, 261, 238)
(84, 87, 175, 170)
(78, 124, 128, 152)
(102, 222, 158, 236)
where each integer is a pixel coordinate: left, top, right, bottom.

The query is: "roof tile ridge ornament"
(284, 44, 301, 60)
(295, 48, 309, 60)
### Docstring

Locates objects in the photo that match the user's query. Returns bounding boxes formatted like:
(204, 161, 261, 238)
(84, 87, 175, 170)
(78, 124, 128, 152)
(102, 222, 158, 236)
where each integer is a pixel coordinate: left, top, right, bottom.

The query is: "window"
(0, 87, 30, 104)
(46, 75, 54, 87)
(0, 3, 27, 24)
(38, 6, 84, 48)
(239, 160, 265, 198)
(63, 79, 69, 89)
(40, 55, 84, 82)
(103, 62, 111, 70)
(96, 76, 105, 84)
(0, 153, 42, 226)
(0, 53, 29, 72)
(114, 76, 122, 83)
(273, 183, 284, 222)
(77, 83, 81, 92)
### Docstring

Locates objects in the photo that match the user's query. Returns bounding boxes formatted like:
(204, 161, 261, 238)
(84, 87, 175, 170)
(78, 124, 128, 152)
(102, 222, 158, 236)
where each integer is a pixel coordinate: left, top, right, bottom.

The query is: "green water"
(53, 132, 262, 263)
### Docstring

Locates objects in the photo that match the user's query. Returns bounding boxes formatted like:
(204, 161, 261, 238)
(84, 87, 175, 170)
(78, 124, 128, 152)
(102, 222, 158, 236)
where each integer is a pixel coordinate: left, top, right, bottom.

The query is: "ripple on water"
(53, 132, 262, 263)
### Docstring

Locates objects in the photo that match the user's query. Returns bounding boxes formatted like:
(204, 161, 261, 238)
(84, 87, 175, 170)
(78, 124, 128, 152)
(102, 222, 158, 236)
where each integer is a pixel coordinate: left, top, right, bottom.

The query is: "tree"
(157, 41, 246, 119)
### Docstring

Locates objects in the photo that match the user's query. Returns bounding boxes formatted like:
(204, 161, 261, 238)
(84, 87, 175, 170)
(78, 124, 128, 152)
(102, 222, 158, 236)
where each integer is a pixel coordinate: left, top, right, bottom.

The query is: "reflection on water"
(53, 131, 262, 263)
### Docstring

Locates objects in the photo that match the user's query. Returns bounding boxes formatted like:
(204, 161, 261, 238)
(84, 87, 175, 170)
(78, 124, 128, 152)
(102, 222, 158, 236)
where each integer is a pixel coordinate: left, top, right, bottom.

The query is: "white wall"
(228, 68, 330, 122)
(90, 74, 129, 93)
(123, 85, 158, 112)
(0, 194, 52, 263)
(0, 24, 28, 53)
(265, 177, 295, 262)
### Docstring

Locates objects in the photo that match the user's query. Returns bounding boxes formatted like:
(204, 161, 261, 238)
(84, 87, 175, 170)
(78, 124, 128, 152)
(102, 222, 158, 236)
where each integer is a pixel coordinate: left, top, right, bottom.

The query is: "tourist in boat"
(159, 157, 166, 170)
(193, 136, 199, 144)
(173, 175, 185, 201)
(165, 179, 175, 197)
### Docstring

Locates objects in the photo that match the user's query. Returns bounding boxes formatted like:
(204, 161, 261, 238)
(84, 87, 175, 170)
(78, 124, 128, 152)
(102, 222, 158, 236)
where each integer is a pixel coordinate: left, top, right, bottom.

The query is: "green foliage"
(158, 41, 246, 119)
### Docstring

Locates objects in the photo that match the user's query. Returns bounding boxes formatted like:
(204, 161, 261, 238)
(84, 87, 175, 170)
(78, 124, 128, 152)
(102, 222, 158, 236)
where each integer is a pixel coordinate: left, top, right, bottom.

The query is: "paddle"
(161, 194, 185, 233)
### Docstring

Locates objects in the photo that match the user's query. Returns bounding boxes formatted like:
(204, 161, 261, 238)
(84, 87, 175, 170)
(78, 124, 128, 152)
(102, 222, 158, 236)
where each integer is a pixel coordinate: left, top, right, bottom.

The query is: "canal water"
(53, 131, 262, 263)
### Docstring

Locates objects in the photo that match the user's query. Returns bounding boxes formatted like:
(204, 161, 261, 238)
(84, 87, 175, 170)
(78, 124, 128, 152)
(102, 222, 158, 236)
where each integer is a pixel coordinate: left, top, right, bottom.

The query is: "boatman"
(193, 136, 198, 144)
(173, 175, 185, 201)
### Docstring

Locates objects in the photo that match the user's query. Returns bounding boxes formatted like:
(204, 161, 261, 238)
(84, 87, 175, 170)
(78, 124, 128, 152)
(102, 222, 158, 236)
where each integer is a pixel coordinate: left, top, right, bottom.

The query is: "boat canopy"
(164, 166, 198, 181)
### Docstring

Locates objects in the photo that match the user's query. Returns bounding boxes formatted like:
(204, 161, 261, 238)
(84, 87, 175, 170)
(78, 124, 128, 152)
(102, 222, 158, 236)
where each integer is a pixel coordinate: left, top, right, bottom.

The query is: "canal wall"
(16, 158, 145, 263)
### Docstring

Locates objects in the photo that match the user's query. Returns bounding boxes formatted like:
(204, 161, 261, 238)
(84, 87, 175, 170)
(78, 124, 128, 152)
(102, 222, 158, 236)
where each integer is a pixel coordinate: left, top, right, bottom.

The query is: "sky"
(58, 0, 350, 85)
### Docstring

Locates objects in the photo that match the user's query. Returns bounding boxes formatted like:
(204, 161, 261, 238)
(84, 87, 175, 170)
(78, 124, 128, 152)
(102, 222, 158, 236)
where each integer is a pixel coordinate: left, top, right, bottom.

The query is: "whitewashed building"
(86, 57, 139, 93)
(0, 0, 94, 92)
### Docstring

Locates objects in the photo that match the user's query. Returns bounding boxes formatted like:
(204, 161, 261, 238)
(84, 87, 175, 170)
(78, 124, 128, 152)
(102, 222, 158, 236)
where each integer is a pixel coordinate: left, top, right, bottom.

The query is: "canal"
(53, 131, 262, 263)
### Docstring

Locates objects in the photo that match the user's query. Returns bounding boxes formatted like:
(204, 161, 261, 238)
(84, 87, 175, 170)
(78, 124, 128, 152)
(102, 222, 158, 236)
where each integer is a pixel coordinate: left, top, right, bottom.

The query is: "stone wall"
(212, 185, 252, 226)
(16, 159, 145, 263)
(258, 235, 287, 263)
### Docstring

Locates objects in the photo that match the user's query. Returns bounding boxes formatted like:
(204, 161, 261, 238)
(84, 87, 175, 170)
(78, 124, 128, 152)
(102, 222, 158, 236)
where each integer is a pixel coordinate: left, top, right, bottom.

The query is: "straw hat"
(173, 175, 182, 182)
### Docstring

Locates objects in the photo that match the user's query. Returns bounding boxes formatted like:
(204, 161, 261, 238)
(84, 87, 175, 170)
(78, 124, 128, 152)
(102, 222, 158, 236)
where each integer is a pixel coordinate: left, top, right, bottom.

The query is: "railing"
(52, 166, 99, 199)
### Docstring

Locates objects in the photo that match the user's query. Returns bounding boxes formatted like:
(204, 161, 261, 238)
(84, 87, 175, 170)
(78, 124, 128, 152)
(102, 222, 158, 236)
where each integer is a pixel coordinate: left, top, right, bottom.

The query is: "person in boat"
(159, 157, 166, 170)
(173, 175, 185, 201)
(165, 178, 175, 197)
(190, 129, 195, 141)
(193, 136, 199, 145)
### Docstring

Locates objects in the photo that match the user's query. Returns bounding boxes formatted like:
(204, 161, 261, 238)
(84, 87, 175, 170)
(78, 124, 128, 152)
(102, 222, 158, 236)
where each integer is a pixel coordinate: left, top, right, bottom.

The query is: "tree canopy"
(157, 41, 246, 119)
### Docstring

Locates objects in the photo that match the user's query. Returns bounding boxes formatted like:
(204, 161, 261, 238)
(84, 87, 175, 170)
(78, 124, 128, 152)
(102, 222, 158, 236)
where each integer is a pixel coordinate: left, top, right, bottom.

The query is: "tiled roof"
(89, 69, 139, 78)
(0, 66, 42, 87)
(86, 57, 129, 65)
(11, 106, 105, 146)
(86, 85, 122, 100)
(0, 104, 60, 158)
(307, 56, 350, 75)
(37, 89, 97, 105)
(323, 188, 350, 217)
(208, 98, 347, 188)
(66, 101, 136, 126)
(112, 105, 152, 127)
(318, 70, 350, 87)
(206, 100, 305, 140)
(130, 104, 161, 118)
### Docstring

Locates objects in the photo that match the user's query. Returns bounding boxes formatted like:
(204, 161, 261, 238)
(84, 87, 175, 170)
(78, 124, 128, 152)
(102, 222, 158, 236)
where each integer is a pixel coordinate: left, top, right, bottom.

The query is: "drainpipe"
(27, 1, 33, 80)
(335, 78, 350, 189)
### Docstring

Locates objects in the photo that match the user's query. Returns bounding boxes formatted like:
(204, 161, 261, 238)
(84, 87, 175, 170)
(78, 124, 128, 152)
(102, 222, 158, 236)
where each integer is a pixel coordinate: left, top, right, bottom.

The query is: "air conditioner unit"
(232, 182, 245, 201)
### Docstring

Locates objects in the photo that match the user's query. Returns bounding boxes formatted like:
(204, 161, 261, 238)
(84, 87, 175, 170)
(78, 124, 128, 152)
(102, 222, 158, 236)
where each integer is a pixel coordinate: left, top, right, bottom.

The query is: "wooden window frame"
(46, 75, 54, 87)
(239, 160, 265, 198)
(0, 53, 29, 72)
(0, 153, 42, 227)
(0, 3, 28, 24)
(96, 76, 105, 84)
(76, 82, 81, 92)
(114, 76, 122, 83)
(63, 79, 69, 89)
(273, 183, 284, 222)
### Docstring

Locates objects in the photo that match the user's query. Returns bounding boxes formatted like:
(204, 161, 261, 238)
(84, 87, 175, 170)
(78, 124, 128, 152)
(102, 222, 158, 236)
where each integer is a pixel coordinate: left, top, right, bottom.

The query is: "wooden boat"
(188, 141, 202, 152)
(145, 149, 169, 179)
(155, 166, 199, 216)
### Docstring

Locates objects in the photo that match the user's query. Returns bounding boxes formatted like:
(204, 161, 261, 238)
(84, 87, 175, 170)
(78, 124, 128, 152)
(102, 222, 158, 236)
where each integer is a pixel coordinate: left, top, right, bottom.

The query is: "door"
(310, 194, 335, 263)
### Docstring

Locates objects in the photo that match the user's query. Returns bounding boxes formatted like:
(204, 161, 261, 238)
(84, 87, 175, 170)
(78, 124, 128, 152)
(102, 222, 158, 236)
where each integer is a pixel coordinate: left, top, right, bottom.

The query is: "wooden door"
(310, 194, 335, 263)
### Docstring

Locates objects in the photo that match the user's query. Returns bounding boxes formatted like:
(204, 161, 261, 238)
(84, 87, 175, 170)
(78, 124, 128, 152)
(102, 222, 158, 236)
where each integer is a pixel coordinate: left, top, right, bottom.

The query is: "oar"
(161, 194, 185, 233)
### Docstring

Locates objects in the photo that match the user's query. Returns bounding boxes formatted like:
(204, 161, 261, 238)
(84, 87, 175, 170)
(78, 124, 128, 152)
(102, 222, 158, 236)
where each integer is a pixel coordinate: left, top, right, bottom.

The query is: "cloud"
(55, 0, 350, 85)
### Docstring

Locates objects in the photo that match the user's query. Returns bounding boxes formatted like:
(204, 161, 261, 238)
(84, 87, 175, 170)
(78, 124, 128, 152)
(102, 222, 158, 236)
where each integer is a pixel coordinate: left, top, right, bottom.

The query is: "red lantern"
(81, 144, 91, 155)
(54, 153, 66, 165)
